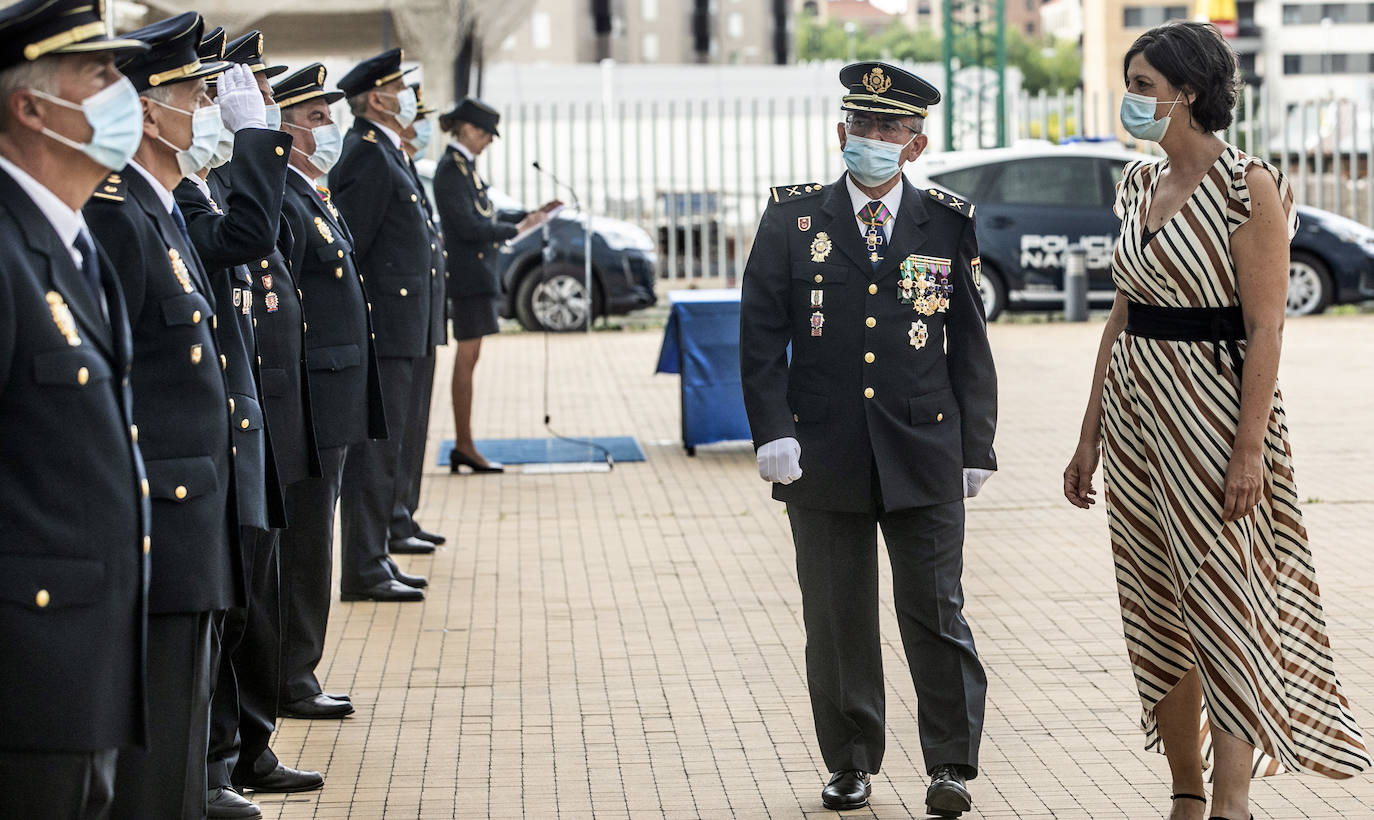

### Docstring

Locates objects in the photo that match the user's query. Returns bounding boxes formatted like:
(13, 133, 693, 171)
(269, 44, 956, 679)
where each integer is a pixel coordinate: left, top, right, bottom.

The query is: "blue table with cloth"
(654, 289, 753, 453)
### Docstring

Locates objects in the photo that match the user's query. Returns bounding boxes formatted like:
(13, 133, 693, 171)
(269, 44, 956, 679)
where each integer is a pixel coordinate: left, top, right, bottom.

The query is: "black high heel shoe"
(449, 447, 504, 474)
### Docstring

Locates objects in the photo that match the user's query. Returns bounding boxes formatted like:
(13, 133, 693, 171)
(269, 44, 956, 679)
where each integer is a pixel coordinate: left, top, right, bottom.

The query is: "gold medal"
(809, 231, 832, 263)
(168, 249, 194, 294)
(314, 216, 335, 244)
(908, 320, 929, 350)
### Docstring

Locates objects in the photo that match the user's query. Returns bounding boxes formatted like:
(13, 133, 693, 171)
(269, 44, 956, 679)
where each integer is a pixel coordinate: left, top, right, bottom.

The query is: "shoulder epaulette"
(362, 129, 378, 144)
(770, 182, 823, 204)
(453, 154, 468, 175)
(925, 187, 974, 218)
(91, 172, 125, 203)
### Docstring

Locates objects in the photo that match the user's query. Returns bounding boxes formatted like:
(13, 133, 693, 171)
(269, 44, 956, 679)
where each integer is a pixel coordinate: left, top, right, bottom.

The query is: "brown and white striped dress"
(1101, 144, 1370, 778)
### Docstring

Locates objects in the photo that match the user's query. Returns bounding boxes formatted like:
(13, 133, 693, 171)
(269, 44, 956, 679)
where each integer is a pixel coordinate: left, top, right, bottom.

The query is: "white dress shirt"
(0, 154, 89, 269)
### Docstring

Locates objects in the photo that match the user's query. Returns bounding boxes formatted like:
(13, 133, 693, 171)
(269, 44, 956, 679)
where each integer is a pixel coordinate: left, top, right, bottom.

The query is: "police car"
(414, 159, 658, 331)
(907, 142, 1374, 320)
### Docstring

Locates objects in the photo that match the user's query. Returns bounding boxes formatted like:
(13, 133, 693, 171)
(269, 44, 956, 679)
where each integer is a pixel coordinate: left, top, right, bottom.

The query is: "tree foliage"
(794, 12, 1081, 94)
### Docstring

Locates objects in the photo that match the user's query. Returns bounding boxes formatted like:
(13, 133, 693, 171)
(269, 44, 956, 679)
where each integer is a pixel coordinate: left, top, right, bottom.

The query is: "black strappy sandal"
(1173, 792, 1206, 804)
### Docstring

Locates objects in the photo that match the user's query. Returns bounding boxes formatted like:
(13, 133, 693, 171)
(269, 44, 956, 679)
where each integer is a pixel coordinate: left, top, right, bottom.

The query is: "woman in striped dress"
(1062, 22, 1369, 820)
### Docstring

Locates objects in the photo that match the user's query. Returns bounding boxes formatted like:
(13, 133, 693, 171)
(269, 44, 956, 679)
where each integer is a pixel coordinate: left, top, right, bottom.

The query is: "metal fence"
(474, 85, 1374, 283)
(1018, 85, 1374, 227)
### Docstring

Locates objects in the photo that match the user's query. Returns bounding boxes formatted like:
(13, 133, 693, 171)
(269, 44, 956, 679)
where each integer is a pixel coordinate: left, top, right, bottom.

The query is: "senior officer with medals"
(739, 62, 997, 818)
(81, 12, 243, 818)
(332, 48, 438, 600)
(273, 63, 388, 719)
(174, 30, 326, 817)
(0, 3, 148, 816)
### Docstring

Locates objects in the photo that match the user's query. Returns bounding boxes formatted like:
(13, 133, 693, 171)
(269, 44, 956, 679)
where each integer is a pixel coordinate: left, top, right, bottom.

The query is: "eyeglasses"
(845, 114, 919, 141)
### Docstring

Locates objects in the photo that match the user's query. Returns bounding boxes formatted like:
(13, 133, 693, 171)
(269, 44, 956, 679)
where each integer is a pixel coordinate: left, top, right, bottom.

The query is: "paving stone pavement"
(257, 314, 1374, 820)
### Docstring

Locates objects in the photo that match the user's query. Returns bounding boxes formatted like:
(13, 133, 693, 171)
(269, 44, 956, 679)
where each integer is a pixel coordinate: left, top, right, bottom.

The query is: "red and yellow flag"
(1194, 0, 1239, 37)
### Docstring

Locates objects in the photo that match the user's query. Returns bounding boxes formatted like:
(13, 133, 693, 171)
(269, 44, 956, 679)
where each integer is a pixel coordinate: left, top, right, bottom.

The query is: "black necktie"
(74, 229, 102, 300)
(170, 202, 193, 250)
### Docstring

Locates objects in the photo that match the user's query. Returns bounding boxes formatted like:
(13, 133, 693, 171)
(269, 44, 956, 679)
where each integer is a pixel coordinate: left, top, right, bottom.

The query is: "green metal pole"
(943, 0, 955, 150)
(996, 0, 1007, 147)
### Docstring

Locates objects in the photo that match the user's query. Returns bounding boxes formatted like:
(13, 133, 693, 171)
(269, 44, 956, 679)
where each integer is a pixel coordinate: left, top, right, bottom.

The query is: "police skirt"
(451, 294, 501, 341)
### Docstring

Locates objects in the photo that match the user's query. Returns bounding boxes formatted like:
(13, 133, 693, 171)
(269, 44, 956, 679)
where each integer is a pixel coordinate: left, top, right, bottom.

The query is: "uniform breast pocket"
(0, 553, 106, 612)
(159, 292, 213, 328)
(908, 387, 959, 426)
(306, 344, 361, 373)
(314, 237, 353, 263)
(787, 389, 833, 424)
(378, 276, 425, 300)
(258, 367, 289, 397)
(32, 348, 112, 389)
(229, 392, 264, 433)
(144, 454, 219, 503)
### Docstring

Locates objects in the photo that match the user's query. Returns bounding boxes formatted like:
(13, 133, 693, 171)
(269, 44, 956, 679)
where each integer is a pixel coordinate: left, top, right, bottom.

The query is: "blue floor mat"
(438, 436, 646, 466)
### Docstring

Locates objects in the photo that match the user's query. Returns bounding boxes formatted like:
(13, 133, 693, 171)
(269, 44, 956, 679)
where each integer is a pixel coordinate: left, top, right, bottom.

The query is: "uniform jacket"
(280, 170, 387, 449)
(433, 143, 523, 299)
(208, 163, 319, 489)
(331, 119, 433, 358)
(0, 168, 149, 753)
(740, 173, 998, 514)
(407, 154, 448, 348)
(174, 128, 293, 532)
(84, 164, 242, 614)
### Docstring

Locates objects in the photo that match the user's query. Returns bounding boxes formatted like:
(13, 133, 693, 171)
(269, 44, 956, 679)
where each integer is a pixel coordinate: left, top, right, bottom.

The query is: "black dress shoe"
(449, 448, 504, 473)
(821, 770, 870, 810)
(323, 692, 351, 702)
(414, 528, 446, 545)
(388, 536, 436, 554)
(207, 786, 261, 818)
(279, 693, 354, 719)
(340, 579, 424, 602)
(926, 764, 973, 818)
(391, 567, 428, 589)
(237, 763, 324, 794)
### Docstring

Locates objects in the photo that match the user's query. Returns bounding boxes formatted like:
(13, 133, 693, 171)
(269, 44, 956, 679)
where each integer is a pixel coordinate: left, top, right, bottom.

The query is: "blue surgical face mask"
(151, 98, 222, 176)
(264, 103, 281, 131)
(207, 126, 234, 169)
(29, 77, 143, 171)
(842, 132, 916, 188)
(1120, 91, 1183, 142)
(286, 120, 342, 175)
(407, 118, 433, 154)
(381, 87, 418, 129)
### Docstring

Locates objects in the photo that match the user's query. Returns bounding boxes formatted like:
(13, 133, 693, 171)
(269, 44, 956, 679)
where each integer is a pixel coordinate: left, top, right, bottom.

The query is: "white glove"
(757, 437, 803, 485)
(216, 64, 267, 132)
(963, 468, 993, 498)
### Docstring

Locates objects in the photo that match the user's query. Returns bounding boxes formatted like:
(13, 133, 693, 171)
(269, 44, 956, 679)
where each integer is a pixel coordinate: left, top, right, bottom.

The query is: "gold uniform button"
(143, 536, 151, 554)
(399, 288, 408, 296)
(35, 589, 50, 608)
(192, 310, 201, 324)
(174, 485, 187, 499)
(477, 252, 484, 259)
(936, 412, 944, 422)
(864, 352, 875, 363)
(260, 260, 270, 269)
(240, 418, 250, 429)
(865, 317, 876, 328)
(274, 146, 285, 156)
(431, 243, 437, 251)
(335, 268, 343, 279)
(792, 413, 800, 423)
(228, 398, 235, 413)
(864, 387, 874, 399)
(337, 250, 344, 258)
(430, 268, 436, 276)
(76, 366, 89, 385)
(211, 316, 217, 329)
(868, 284, 878, 295)
(297, 289, 303, 299)
(131, 424, 139, 443)
(814, 274, 823, 284)
(410, 194, 418, 202)
(190, 345, 203, 364)
(302, 322, 308, 332)
(141, 478, 149, 497)
(220, 354, 227, 370)
(232, 446, 237, 456)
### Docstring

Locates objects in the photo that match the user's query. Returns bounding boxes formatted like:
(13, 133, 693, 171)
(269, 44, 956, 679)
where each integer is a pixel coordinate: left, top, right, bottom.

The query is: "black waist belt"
(1125, 302, 1246, 376)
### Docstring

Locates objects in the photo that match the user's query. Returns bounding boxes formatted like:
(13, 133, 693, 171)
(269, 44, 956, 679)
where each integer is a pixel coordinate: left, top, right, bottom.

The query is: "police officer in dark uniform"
(332, 48, 436, 600)
(739, 62, 998, 818)
(82, 11, 243, 818)
(0, 4, 148, 816)
(273, 63, 388, 718)
(174, 30, 325, 818)
(389, 82, 449, 552)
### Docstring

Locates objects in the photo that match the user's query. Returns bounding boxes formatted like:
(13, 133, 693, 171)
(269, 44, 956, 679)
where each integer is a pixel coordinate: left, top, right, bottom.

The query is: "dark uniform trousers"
(739, 175, 998, 780)
(276, 169, 385, 702)
(332, 119, 435, 592)
(0, 169, 147, 820)
(86, 166, 241, 820)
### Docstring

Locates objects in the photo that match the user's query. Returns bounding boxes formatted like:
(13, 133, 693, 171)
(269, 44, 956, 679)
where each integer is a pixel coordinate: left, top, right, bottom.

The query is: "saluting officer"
(0, 3, 149, 816)
(389, 82, 450, 553)
(332, 48, 437, 600)
(82, 12, 242, 819)
(273, 63, 388, 719)
(739, 62, 998, 818)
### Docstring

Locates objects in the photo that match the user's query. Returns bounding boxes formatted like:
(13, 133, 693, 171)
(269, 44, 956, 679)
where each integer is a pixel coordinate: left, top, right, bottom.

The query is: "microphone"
(530, 160, 580, 209)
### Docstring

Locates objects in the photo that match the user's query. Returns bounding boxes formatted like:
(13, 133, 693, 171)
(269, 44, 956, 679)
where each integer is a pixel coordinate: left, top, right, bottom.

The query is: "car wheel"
(977, 262, 1006, 321)
(1287, 252, 1333, 316)
(515, 263, 597, 332)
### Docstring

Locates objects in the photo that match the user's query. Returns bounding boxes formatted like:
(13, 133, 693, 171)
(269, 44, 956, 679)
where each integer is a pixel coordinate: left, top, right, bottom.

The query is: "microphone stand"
(531, 161, 592, 333)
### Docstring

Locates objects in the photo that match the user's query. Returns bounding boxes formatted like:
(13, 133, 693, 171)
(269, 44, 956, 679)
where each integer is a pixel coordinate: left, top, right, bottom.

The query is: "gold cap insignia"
(862, 67, 892, 95)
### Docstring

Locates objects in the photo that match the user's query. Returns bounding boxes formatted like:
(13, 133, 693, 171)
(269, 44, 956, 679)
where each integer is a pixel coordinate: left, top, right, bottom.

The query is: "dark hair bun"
(1124, 21, 1238, 133)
